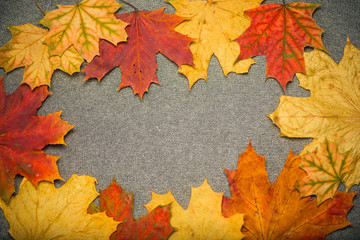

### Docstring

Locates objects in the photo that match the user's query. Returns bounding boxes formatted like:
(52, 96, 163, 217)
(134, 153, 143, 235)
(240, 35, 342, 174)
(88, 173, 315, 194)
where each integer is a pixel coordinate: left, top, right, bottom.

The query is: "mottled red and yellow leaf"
(0, 24, 82, 89)
(0, 77, 73, 203)
(237, 3, 326, 89)
(39, 0, 128, 62)
(89, 178, 174, 240)
(84, 8, 193, 99)
(222, 143, 355, 239)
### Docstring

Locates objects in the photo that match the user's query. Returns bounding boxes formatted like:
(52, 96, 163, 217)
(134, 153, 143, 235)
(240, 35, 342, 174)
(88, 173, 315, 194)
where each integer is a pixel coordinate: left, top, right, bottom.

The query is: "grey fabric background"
(0, 0, 359, 239)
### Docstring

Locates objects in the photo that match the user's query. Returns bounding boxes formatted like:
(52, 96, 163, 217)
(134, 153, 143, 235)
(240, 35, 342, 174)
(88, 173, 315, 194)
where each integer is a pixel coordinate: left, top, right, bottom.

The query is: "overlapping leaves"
(222, 143, 355, 239)
(145, 179, 244, 239)
(269, 39, 360, 191)
(0, 24, 82, 89)
(167, 0, 262, 88)
(88, 178, 174, 239)
(0, 0, 359, 238)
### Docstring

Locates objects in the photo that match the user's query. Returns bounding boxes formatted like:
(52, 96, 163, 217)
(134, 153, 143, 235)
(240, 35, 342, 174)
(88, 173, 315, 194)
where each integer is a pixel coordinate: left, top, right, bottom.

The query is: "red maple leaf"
(84, 8, 193, 99)
(237, 3, 326, 89)
(0, 77, 73, 203)
(89, 178, 174, 239)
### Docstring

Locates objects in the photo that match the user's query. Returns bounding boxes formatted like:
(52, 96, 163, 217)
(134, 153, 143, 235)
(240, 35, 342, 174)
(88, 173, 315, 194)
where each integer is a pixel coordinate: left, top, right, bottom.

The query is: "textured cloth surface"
(0, 0, 359, 239)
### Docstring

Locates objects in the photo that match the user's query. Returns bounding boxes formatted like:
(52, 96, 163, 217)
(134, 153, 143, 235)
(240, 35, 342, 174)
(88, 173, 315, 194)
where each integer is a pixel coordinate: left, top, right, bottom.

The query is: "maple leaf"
(39, 0, 128, 62)
(53, 46, 84, 75)
(268, 39, 360, 190)
(0, 174, 119, 239)
(222, 143, 355, 239)
(88, 178, 174, 239)
(237, 2, 326, 89)
(167, 0, 261, 88)
(0, 76, 73, 203)
(296, 140, 353, 205)
(0, 24, 83, 89)
(84, 8, 193, 99)
(145, 179, 244, 239)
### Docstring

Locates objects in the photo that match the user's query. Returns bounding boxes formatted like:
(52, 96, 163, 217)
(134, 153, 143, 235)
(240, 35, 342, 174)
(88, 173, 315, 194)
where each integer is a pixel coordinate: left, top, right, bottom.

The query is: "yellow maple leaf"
(54, 46, 84, 75)
(145, 179, 244, 239)
(0, 24, 83, 89)
(296, 140, 353, 205)
(269, 39, 360, 190)
(39, 0, 128, 62)
(167, 0, 262, 88)
(0, 174, 119, 239)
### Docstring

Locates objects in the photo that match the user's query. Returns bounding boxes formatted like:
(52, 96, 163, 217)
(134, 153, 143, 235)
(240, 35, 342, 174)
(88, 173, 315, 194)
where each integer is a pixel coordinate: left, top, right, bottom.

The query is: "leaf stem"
(118, 0, 138, 11)
(34, 0, 45, 15)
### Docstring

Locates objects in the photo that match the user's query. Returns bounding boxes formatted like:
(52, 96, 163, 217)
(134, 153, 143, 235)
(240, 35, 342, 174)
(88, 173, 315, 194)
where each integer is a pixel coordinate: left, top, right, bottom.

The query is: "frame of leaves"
(0, 0, 360, 239)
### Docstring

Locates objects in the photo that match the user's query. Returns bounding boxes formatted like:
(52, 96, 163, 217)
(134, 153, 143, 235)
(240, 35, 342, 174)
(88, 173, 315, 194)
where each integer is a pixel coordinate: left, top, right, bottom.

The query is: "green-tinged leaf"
(39, 0, 128, 62)
(297, 140, 353, 205)
(0, 24, 82, 89)
(54, 45, 83, 74)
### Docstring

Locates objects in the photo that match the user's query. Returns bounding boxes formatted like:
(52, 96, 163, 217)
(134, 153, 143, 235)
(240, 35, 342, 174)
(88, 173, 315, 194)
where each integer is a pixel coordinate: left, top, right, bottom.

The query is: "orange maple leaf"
(222, 143, 355, 239)
(83, 8, 193, 99)
(88, 178, 173, 239)
(0, 77, 73, 203)
(237, 3, 326, 89)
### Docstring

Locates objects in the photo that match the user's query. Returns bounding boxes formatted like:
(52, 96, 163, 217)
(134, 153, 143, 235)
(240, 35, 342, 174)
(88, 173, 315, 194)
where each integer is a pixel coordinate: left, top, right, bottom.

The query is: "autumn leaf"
(89, 178, 174, 240)
(145, 179, 244, 239)
(237, 3, 326, 89)
(39, 0, 128, 62)
(0, 76, 73, 203)
(296, 140, 353, 205)
(167, 0, 261, 88)
(269, 39, 360, 190)
(53, 46, 84, 75)
(84, 8, 193, 99)
(222, 143, 355, 239)
(0, 24, 83, 89)
(0, 174, 119, 239)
